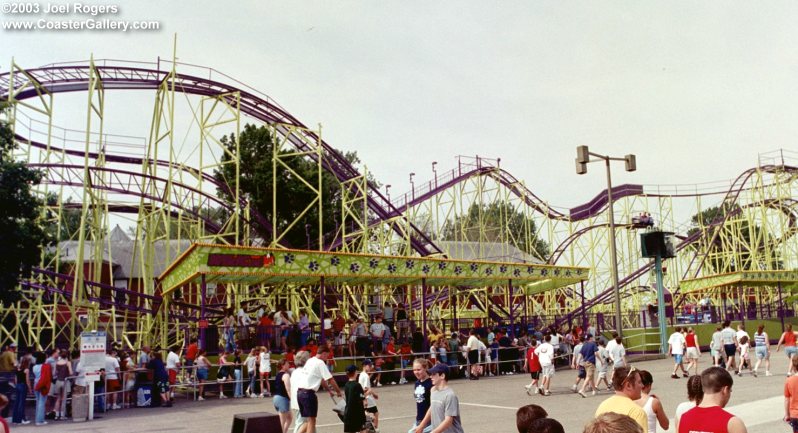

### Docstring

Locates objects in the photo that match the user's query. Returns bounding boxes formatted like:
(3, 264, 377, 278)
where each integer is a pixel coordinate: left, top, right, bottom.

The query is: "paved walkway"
(10, 352, 793, 432)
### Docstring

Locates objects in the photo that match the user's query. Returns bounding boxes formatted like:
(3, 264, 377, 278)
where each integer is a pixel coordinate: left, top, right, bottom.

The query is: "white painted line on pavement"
(317, 414, 415, 428)
(460, 402, 518, 410)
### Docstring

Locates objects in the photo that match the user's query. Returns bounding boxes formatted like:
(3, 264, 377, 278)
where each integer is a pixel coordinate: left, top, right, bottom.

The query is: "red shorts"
(107, 379, 122, 392)
(168, 370, 177, 385)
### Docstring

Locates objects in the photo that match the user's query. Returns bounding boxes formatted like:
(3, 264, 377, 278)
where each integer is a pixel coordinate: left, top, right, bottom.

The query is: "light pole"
(385, 184, 391, 204)
(409, 172, 416, 201)
(575, 146, 636, 337)
(432, 162, 438, 188)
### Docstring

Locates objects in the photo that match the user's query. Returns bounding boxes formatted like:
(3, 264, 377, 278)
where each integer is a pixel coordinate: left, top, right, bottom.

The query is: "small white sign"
(80, 331, 106, 379)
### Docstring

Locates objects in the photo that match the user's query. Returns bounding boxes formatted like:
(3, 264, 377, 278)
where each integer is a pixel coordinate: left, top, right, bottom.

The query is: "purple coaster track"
(0, 61, 441, 256)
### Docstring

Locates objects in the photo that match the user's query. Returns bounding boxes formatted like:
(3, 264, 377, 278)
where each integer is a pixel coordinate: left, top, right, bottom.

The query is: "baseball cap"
(429, 363, 449, 376)
(9, 343, 17, 348)
(345, 364, 358, 374)
(362, 359, 373, 366)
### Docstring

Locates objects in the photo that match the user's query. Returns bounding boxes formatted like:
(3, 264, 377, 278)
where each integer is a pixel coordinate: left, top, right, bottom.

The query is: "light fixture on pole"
(385, 184, 391, 204)
(575, 145, 636, 337)
(432, 162, 438, 188)
(409, 172, 416, 201)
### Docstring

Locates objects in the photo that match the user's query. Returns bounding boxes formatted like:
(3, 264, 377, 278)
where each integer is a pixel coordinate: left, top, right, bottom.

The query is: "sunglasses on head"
(621, 365, 637, 385)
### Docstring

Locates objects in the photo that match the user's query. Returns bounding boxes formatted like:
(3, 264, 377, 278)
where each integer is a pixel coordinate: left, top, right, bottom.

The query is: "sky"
(3, 1, 798, 220)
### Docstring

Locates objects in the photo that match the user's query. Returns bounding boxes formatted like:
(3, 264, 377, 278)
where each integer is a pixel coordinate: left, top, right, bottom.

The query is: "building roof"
(436, 241, 545, 264)
(56, 238, 192, 279)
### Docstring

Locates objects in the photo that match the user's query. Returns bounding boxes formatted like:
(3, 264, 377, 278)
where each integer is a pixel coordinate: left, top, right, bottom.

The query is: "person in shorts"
(104, 349, 122, 410)
(258, 346, 272, 397)
(668, 327, 689, 378)
(596, 339, 612, 391)
(298, 346, 342, 433)
(523, 338, 542, 395)
(359, 359, 380, 431)
(272, 358, 293, 433)
(684, 327, 701, 376)
(753, 324, 771, 376)
(195, 350, 210, 400)
(777, 324, 798, 376)
(535, 334, 556, 395)
(720, 320, 738, 372)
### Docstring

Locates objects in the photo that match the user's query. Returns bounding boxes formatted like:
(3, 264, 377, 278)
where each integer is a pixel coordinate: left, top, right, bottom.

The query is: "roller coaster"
(2, 56, 797, 351)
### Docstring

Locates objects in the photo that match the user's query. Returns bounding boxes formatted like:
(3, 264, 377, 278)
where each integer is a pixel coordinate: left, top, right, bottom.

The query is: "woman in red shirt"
(684, 327, 700, 376)
(777, 324, 798, 376)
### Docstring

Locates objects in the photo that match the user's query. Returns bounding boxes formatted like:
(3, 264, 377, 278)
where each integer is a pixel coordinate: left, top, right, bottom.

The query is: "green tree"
(441, 201, 550, 260)
(44, 195, 84, 242)
(214, 124, 368, 248)
(0, 106, 49, 306)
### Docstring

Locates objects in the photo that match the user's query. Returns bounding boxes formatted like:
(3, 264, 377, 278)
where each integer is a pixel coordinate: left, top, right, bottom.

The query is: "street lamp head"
(576, 145, 590, 164)
(624, 154, 637, 172)
(576, 158, 588, 175)
(409, 172, 415, 182)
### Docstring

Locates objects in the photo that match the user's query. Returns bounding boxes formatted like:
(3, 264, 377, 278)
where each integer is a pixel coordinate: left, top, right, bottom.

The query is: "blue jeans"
(13, 382, 28, 423)
(95, 381, 105, 412)
(233, 370, 243, 397)
(248, 371, 257, 394)
(225, 329, 236, 352)
(300, 330, 310, 348)
(34, 390, 47, 424)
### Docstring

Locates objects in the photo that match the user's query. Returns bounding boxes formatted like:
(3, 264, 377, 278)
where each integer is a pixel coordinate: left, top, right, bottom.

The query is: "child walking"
(523, 338, 542, 395)
(343, 365, 367, 433)
(258, 346, 272, 397)
(737, 335, 756, 377)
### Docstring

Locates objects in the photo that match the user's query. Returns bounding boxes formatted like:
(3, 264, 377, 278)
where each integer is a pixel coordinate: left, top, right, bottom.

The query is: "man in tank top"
(678, 366, 747, 433)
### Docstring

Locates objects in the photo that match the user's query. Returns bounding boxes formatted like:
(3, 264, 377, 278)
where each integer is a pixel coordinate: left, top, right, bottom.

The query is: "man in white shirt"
(104, 350, 121, 410)
(736, 324, 750, 347)
(535, 334, 556, 395)
(466, 329, 481, 380)
(238, 307, 252, 341)
(298, 346, 341, 433)
(668, 327, 689, 378)
(166, 347, 181, 390)
(370, 316, 387, 353)
(720, 320, 738, 371)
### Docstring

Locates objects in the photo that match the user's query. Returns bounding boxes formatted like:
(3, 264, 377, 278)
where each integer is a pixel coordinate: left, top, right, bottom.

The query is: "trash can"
(72, 392, 89, 422)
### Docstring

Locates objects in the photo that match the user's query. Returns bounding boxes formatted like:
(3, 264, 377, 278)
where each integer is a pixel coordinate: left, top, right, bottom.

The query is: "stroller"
(331, 394, 376, 433)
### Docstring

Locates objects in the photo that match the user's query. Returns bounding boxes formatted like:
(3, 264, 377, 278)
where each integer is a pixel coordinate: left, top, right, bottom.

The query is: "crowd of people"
(3, 317, 797, 432)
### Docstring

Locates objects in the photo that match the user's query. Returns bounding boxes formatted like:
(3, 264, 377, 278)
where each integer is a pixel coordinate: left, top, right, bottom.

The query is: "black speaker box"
(231, 412, 282, 433)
